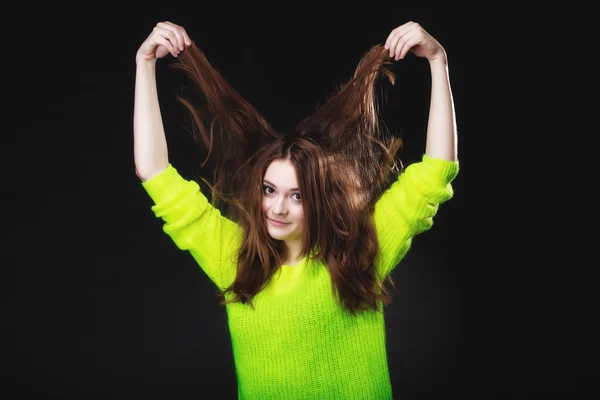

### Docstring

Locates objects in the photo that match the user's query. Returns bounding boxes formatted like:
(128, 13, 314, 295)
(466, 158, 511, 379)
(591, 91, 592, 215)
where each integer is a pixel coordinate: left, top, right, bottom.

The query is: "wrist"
(428, 54, 448, 67)
(135, 54, 158, 67)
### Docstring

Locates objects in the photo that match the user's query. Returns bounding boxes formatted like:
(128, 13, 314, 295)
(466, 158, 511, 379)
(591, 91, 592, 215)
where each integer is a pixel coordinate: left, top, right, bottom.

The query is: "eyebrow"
(263, 180, 299, 192)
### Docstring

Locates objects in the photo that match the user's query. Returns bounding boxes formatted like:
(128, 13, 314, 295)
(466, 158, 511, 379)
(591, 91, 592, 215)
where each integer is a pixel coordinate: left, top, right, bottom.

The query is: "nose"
(272, 196, 288, 216)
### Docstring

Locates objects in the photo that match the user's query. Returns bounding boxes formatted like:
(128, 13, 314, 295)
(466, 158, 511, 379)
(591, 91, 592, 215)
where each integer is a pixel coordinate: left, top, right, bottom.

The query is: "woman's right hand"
(136, 21, 192, 64)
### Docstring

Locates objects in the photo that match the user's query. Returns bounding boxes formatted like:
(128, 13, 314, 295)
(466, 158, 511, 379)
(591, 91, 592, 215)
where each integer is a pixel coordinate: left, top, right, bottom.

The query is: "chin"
(266, 229, 289, 241)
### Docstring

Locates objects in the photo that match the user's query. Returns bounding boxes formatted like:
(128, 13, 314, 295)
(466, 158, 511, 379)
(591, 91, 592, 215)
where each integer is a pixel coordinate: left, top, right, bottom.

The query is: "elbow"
(136, 163, 169, 182)
(135, 168, 148, 182)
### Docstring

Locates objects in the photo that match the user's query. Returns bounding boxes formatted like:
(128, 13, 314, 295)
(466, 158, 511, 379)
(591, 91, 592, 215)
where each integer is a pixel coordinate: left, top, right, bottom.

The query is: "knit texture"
(141, 154, 459, 399)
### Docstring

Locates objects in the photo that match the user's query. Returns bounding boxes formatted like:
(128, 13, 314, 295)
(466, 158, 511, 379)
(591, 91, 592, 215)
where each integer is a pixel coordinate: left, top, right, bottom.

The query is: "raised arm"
(133, 22, 239, 290)
(134, 21, 192, 181)
(385, 21, 457, 162)
(374, 22, 460, 278)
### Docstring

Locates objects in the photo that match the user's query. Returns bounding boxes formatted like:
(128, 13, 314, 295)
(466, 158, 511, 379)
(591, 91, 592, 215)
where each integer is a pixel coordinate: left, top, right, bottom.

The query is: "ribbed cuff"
(421, 154, 460, 186)
(141, 164, 191, 204)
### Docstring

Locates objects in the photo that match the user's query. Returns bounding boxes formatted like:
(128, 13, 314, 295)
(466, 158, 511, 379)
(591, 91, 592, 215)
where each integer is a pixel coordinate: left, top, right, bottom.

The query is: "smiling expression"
(262, 158, 305, 242)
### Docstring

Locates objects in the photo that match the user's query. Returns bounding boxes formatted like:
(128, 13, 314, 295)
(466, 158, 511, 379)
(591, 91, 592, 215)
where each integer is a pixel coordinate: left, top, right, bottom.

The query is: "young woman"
(134, 20, 459, 399)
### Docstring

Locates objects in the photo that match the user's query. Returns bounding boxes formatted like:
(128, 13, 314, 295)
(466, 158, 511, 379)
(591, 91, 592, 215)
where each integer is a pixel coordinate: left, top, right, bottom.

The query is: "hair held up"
(171, 42, 404, 315)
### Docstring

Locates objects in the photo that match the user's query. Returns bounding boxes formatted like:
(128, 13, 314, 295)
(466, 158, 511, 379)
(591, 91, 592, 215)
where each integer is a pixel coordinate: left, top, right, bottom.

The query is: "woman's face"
(262, 158, 305, 242)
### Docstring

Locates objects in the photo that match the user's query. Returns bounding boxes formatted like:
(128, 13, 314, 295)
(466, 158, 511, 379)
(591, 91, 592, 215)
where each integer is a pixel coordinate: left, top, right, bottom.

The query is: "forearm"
(134, 60, 170, 182)
(425, 57, 458, 161)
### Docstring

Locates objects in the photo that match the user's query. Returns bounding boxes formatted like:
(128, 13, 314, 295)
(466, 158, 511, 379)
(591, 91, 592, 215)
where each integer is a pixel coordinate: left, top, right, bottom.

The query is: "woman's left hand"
(384, 21, 446, 63)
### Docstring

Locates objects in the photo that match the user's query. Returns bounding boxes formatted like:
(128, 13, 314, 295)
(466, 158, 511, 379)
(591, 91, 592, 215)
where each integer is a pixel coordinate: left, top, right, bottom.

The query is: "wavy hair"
(172, 42, 404, 315)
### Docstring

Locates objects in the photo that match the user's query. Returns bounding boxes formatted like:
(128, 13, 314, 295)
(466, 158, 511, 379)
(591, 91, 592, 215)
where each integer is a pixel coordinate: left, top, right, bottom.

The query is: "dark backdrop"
(10, 5, 573, 399)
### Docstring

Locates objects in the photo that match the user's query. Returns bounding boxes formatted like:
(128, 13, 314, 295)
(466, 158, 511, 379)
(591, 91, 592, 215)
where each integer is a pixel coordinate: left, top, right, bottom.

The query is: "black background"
(10, 5, 575, 399)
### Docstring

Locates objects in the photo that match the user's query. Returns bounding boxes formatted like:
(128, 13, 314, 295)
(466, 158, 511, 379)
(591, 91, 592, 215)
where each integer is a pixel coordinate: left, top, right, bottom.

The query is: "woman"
(134, 20, 458, 399)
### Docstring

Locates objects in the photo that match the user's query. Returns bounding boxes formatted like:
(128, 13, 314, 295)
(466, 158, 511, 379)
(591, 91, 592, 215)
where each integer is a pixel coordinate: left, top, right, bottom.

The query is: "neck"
(282, 239, 303, 266)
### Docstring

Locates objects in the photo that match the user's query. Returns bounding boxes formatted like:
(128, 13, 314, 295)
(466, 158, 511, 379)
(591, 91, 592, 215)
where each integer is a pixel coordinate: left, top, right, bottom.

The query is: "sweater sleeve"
(373, 154, 459, 279)
(140, 164, 240, 290)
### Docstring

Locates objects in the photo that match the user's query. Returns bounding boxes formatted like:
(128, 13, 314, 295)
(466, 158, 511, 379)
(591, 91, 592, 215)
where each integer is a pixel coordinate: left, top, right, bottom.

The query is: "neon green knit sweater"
(141, 154, 459, 399)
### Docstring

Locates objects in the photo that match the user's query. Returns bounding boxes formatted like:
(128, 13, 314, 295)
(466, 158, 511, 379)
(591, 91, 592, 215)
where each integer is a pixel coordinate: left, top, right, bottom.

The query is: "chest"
(225, 264, 348, 338)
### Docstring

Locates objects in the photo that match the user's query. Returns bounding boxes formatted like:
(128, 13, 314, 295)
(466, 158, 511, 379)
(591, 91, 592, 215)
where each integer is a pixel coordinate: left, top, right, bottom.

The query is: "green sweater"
(141, 154, 459, 399)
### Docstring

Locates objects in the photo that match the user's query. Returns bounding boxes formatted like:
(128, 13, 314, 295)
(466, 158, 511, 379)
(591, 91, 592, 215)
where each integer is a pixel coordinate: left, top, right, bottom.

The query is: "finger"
(161, 21, 184, 47)
(164, 21, 192, 48)
(384, 21, 413, 48)
(395, 31, 418, 60)
(155, 35, 178, 57)
(157, 21, 185, 51)
(153, 26, 181, 55)
(169, 23, 192, 48)
(178, 26, 192, 46)
(386, 22, 415, 58)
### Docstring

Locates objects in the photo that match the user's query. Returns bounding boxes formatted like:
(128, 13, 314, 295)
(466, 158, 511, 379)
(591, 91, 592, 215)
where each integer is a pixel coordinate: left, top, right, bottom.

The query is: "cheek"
(292, 206, 305, 224)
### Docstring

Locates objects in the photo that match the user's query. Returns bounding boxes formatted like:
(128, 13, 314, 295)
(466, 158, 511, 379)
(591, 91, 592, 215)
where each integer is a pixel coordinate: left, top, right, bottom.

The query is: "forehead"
(264, 159, 298, 185)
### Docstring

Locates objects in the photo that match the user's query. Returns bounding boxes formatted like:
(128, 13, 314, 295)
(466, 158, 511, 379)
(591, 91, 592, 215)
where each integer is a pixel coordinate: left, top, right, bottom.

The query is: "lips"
(268, 218, 290, 226)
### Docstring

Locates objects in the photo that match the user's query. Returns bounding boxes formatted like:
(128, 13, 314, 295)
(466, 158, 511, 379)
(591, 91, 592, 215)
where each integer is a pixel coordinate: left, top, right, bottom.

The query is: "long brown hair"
(172, 42, 404, 315)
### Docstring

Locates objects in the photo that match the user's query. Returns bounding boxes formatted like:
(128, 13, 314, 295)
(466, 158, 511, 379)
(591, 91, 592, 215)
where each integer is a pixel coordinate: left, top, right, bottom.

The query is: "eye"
(292, 193, 302, 202)
(263, 185, 275, 195)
